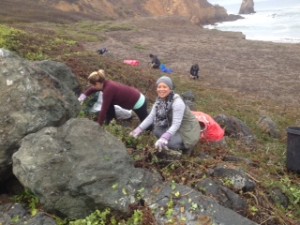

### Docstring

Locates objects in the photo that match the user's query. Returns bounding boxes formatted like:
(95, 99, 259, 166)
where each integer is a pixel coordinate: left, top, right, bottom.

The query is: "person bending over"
(190, 64, 200, 79)
(149, 54, 161, 69)
(78, 69, 149, 125)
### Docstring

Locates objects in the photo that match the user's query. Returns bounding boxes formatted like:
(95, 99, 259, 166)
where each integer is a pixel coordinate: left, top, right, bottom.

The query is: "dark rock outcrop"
(0, 202, 57, 225)
(181, 90, 196, 110)
(212, 166, 256, 192)
(214, 114, 256, 147)
(195, 178, 248, 214)
(239, 0, 255, 14)
(0, 48, 80, 183)
(148, 183, 258, 225)
(269, 187, 289, 209)
(257, 115, 280, 138)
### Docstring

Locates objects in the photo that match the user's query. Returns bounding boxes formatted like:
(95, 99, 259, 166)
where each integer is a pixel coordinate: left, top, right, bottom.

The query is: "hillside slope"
(0, 0, 233, 25)
(0, 0, 94, 23)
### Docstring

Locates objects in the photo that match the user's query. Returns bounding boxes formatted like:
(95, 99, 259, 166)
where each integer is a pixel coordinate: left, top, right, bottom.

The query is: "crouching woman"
(130, 76, 200, 155)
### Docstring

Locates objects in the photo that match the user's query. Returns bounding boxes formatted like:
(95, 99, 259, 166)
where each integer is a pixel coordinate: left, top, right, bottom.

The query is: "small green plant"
(122, 187, 129, 196)
(11, 215, 21, 224)
(69, 208, 114, 225)
(173, 191, 181, 198)
(134, 45, 147, 51)
(171, 180, 177, 191)
(288, 186, 300, 205)
(249, 205, 259, 216)
(112, 183, 119, 191)
(280, 177, 300, 205)
(14, 189, 40, 216)
(25, 51, 48, 60)
(69, 208, 146, 225)
(126, 210, 143, 225)
(221, 178, 234, 188)
(105, 120, 139, 148)
(0, 24, 24, 51)
(136, 187, 145, 201)
(165, 198, 175, 222)
(54, 216, 68, 225)
(161, 161, 181, 177)
(190, 202, 199, 211)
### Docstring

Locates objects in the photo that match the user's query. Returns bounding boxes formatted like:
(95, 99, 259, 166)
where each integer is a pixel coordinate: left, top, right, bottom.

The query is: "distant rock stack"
(239, 0, 255, 14)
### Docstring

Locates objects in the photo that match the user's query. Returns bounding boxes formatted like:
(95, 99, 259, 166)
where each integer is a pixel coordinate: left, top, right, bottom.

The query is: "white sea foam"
(206, 0, 300, 43)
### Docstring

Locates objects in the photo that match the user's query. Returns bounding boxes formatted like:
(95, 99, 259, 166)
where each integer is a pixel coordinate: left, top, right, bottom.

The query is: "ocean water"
(205, 0, 300, 43)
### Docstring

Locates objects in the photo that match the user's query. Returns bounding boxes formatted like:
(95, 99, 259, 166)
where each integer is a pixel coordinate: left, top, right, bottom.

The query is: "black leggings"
(133, 99, 148, 122)
(105, 105, 116, 125)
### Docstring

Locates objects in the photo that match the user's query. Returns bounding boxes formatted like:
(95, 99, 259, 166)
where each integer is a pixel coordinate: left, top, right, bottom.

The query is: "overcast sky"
(209, 0, 270, 5)
(208, 0, 244, 14)
(208, 0, 298, 14)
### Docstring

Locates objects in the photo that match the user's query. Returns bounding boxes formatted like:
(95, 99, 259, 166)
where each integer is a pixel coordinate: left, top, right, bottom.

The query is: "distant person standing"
(149, 54, 161, 69)
(190, 64, 200, 79)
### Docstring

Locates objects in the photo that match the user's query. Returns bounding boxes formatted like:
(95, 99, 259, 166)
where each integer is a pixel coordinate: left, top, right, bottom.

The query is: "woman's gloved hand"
(154, 138, 168, 151)
(78, 94, 87, 105)
(129, 127, 143, 138)
(154, 132, 171, 152)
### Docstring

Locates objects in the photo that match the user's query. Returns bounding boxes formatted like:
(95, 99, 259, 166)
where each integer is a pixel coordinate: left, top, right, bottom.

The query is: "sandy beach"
(83, 16, 300, 108)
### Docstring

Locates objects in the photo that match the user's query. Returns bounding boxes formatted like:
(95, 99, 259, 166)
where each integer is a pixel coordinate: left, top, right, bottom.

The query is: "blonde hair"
(88, 69, 106, 85)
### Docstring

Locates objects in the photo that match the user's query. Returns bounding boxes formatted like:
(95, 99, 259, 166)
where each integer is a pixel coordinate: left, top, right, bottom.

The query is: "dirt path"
(83, 16, 300, 107)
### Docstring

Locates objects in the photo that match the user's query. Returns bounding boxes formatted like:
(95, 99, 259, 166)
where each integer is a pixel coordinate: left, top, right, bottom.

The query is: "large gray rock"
(33, 60, 80, 94)
(13, 118, 163, 219)
(0, 49, 80, 183)
(239, 0, 255, 14)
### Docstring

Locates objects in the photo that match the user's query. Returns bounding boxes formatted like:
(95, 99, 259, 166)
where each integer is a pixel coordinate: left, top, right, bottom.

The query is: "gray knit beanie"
(156, 76, 174, 90)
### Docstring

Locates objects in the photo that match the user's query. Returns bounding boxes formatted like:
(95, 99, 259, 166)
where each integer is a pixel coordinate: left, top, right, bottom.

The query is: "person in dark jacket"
(78, 69, 149, 125)
(190, 64, 200, 79)
(149, 54, 161, 69)
(97, 47, 108, 55)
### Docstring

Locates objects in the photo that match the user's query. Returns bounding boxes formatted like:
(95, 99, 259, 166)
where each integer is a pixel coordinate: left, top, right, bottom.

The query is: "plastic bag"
(191, 111, 224, 142)
(89, 92, 132, 119)
(123, 60, 140, 67)
(114, 105, 132, 120)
